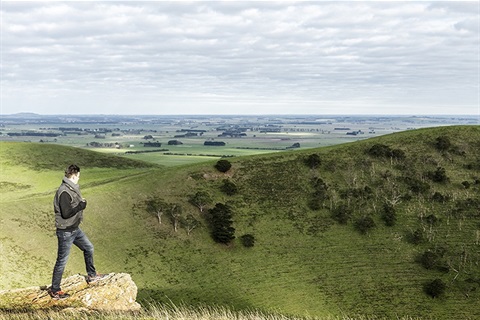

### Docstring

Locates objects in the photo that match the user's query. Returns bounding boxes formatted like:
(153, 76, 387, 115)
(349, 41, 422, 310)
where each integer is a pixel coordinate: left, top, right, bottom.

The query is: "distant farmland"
(0, 114, 476, 166)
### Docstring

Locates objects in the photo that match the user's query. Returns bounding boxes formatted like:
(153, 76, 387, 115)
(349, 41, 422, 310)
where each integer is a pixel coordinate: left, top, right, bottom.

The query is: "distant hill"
(0, 142, 156, 170)
(0, 125, 479, 319)
(2, 112, 41, 117)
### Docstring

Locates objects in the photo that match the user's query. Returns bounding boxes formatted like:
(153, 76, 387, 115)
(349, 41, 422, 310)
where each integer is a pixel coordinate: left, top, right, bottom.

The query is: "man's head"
(65, 164, 81, 183)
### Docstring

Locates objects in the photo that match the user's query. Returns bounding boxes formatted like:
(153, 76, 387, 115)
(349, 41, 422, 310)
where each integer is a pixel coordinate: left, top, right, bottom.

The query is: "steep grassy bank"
(1, 126, 479, 319)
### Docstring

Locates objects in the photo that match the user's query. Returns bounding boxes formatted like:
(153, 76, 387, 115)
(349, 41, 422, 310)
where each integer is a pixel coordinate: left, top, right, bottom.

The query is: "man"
(49, 164, 106, 300)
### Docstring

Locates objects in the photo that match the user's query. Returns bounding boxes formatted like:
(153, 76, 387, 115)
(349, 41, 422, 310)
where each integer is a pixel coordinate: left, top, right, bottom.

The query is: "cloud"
(1, 1, 478, 115)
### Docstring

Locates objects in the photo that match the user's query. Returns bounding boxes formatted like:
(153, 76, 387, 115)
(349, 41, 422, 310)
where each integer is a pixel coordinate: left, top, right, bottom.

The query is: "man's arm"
(59, 192, 87, 219)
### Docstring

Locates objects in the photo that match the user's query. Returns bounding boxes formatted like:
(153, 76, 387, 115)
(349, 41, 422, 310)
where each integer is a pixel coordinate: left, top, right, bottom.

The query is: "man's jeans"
(51, 228, 96, 292)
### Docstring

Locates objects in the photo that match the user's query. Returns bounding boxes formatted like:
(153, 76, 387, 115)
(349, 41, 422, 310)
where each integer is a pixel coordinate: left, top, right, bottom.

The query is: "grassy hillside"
(0, 126, 479, 319)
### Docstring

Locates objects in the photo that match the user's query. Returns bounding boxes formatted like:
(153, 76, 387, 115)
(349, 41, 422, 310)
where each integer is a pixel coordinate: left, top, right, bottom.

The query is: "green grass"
(1, 126, 479, 319)
(0, 302, 421, 320)
(119, 147, 281, 167)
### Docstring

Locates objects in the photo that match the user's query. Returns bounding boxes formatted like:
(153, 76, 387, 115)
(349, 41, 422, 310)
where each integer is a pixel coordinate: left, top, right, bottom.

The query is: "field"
(1, 114, 476, 167)
(1, 121, 479, 319)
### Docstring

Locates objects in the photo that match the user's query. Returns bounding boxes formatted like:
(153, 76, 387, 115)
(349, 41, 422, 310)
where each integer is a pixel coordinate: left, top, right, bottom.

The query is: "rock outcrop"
(0, 273, 141, 312)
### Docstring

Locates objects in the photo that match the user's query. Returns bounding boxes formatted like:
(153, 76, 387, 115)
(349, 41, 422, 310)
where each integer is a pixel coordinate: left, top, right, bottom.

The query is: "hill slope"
(0, 126, 479, 319)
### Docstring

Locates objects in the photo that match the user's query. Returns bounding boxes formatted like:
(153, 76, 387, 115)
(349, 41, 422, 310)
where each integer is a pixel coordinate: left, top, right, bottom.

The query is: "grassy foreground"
(0, 302, 420, 320)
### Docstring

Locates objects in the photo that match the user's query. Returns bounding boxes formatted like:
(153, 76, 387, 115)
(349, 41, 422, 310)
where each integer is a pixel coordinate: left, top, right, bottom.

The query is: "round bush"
(434, 136, 451, 152)
(424, 279, 446, 298)
(221, 179, 238, 196)
(419, 251, 439, 270)
(354, 216, 376, 234)
(240, 234, 255, 248)
(215, 159, 232, 173)
(304, 154, 321, 169)
(331, 204, 352, 225)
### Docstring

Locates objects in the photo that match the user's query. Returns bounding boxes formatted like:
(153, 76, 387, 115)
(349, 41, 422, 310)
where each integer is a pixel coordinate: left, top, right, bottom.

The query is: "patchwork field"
(1, 114, 476, 167)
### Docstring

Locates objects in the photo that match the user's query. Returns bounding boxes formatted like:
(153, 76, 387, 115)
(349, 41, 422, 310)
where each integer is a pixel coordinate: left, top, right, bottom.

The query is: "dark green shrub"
(221, 179, 238, 196)
(391, 148, 406, 160)
(425, 214, 438, 226)
(311, 177, 328, 193)
(367, 144, 405, 160)
(465, 160, 480, 170)
(354, 216, 376, 234)
(462, 181, 471, 189)
(304, 154, 321, 169)
(403, 176, 431, 194)
(451, 198, 480, 219)
(428, 167, 448, 183)
(418, 248, 448, 272)
(308, 177, 329, 210)
(381, 203, 397, 227)
(308, 198, 322, 211)
(215, 159, 232, 173)
(331, 203, 352, 225)
(240, 234, 255, 248)
(207, 203, 235, 244)
(419, 251, 440, 270)
(407, 228, 424, 245)
(432, 192, 450, 203)
(363, 185, 373, 195)
(367, 144, 392, 158)
(434, 136, 451, 152)
(424, 279, 446, 298)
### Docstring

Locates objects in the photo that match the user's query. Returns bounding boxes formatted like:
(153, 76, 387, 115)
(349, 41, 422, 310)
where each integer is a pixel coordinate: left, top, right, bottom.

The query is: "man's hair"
(65, 164, 80, 178)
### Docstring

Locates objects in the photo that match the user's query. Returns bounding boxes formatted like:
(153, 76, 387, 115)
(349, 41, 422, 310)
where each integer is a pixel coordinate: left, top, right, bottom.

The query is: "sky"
(1, 1, 479, 115)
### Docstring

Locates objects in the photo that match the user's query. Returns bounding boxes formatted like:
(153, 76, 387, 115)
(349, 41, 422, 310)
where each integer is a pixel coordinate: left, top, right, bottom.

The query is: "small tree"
(308, 177, 329, 210)
(145, 196, 168, 225)
(182, 214, 200, 235)
(215, 159, 232, 173)
(381, 203, 397, 227)
(168, 204, 183, 232)
(189, 190, 212, 213)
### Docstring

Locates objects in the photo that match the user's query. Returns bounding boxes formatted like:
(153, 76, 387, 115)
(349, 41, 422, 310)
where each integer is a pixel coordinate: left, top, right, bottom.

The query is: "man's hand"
(79, 199, 87, 210)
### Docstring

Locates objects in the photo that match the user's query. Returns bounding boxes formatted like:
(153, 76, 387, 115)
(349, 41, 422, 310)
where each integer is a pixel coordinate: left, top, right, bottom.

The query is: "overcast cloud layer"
(1, 1, 479, 115)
